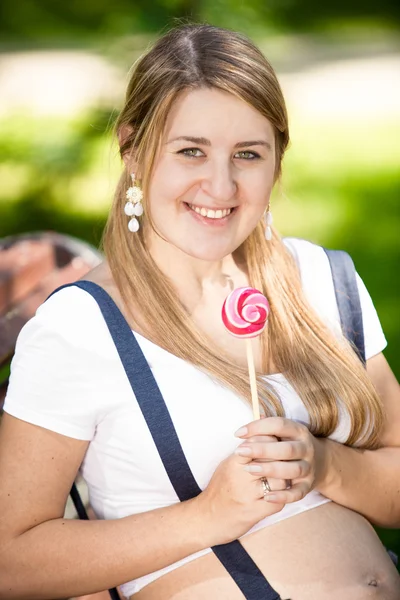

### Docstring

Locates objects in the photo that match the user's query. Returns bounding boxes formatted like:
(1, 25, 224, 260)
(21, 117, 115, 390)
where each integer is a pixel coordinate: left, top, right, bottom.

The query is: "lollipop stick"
(245, 338, 260, 420)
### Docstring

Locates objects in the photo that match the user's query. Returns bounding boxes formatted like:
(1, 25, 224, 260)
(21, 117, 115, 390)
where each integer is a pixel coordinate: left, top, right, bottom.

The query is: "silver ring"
(261, 477, 271, 498)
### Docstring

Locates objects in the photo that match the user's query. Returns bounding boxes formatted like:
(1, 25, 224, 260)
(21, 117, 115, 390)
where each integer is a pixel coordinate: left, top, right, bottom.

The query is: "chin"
(183, 246, 234, 262)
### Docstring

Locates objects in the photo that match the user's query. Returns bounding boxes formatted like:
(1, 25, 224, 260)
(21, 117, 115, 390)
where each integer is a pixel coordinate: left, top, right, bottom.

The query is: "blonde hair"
(103, 24, 383, 449)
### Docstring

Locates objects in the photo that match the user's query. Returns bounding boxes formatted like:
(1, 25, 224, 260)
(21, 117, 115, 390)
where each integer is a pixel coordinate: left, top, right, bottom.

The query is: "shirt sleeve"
(4, 296, 100, 441)
(355, 271, 387, 360)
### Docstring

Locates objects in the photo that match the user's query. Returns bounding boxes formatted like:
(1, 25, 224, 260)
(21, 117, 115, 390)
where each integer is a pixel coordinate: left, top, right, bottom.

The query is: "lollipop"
(222, 287, 270, 419)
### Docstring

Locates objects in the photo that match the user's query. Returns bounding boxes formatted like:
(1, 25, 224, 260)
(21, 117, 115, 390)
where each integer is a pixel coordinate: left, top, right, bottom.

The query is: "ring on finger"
(261, 476, 271, 499)
(285, 479, 292, 490)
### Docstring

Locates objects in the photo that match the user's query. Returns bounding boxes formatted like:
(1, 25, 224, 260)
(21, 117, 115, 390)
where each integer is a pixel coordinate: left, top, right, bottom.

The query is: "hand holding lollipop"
(222, 287, 270, 419)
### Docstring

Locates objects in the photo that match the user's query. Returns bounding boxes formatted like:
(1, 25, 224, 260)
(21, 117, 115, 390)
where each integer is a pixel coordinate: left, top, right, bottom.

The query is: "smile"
(187, 204, 233, 219)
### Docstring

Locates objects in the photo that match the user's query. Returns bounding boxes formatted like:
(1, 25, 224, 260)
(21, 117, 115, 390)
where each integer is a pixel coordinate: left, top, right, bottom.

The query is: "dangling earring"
(264, 203, 273, 241)
(124, 173, 144, 232)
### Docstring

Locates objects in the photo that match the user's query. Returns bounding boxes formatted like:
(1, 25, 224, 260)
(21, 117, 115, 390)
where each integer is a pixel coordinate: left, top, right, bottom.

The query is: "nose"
(201, 160, 237, 204)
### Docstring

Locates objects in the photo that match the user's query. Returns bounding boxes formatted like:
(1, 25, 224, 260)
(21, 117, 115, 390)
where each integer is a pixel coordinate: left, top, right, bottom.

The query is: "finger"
(231, 449, 253, 466)
(261, 477, 288, 492)
(244, 459, 310, 480)
(263, 481, 310, 504)
(237, 440, 306, 461)
(245, 435, 278, 444)
(235, 417, 308, 440)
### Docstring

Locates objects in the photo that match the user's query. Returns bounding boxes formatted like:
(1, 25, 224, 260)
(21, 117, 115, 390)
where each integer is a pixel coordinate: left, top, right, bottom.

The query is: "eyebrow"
(166, 136, 272, 150)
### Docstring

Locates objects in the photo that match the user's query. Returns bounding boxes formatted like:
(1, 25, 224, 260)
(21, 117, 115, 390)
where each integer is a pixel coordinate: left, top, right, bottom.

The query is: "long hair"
(102, 24, 383, 449)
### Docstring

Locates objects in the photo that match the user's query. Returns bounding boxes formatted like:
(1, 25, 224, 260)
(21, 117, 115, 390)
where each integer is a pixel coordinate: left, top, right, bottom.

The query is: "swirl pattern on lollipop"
(222, 287, 270, 338)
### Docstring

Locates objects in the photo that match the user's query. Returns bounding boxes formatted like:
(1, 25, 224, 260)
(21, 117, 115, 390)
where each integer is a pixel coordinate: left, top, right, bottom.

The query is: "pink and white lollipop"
(222, 287, 270, 419)
(222, 287, 269, 338)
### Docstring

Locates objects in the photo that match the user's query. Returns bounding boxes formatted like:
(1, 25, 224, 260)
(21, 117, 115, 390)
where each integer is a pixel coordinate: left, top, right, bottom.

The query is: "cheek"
(242, 171, 274, 207)
(148, 160, 194, 207)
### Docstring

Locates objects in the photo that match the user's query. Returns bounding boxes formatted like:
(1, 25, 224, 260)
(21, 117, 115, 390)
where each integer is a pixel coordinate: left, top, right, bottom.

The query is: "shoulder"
(282, 237, 337, 312)
(282, 237, 387, 360)
(16, 272, 116, 361)
(5, 268, 121, 440)
(36, 286, 103, 346)
(283, 237, 330, 273)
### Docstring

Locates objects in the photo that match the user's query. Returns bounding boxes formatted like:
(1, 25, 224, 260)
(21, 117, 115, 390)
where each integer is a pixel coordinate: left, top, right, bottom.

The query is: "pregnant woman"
(1, 23, 399, 600)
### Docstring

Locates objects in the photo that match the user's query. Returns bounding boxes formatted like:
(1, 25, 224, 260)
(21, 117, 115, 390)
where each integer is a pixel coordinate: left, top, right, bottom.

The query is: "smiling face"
(141, 87, 277, 262)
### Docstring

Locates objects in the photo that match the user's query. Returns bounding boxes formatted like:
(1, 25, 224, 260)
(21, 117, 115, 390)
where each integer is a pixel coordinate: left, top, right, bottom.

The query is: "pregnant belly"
(132, 502, 400, 600)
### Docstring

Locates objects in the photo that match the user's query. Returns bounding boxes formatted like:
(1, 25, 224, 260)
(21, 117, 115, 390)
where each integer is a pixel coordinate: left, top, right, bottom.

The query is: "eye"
(235, 150, 260, 160)
(177, 148, 204, 158)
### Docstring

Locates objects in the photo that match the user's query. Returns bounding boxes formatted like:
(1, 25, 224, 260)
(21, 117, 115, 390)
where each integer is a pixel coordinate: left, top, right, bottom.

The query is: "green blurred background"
(0, 0, 399, 559)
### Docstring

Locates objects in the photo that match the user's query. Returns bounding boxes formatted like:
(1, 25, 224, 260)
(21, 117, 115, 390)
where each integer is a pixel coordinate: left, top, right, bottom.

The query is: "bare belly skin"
(131, 502, 400, 600)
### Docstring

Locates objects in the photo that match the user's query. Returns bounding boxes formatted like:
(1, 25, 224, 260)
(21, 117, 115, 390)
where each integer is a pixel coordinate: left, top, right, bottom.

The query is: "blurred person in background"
(0, 23, 399, 600)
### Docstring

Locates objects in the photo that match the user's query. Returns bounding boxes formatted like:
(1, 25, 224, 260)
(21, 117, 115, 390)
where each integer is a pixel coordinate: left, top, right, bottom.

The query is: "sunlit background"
(1, 0, 399, 557)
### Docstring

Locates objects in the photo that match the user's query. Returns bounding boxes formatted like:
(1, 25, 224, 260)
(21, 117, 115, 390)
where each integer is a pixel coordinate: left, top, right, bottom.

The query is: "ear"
(118, 125, 138, 171)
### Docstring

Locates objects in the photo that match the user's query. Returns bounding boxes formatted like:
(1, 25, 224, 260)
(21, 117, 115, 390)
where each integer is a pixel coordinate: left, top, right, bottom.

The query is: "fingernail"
(235, 446, 251, 456)
(234, 427, 248, 437)
(244, 464, 263, 473)
(265, 494, 278, 502)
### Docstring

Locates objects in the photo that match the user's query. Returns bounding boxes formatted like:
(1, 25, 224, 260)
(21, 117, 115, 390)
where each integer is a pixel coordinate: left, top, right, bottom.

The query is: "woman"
(0, 23, 399, 600)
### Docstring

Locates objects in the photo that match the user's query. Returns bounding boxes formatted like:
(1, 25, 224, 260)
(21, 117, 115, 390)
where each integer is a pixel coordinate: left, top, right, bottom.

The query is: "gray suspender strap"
(48, 281, 283, 600)
(323, 249, 366, 364)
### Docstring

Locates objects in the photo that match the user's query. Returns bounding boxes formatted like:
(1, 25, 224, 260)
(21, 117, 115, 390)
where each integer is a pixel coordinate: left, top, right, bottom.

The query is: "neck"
(146, 232, 247, 312)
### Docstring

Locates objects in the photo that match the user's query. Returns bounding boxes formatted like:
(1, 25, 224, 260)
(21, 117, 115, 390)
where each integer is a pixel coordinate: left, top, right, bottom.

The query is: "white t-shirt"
(3, 238, 387, 598)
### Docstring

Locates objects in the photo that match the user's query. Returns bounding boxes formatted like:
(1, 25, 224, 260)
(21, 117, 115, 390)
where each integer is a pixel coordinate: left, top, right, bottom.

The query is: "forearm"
(317, 438, 400, 527)
(0, 497, 207, 600)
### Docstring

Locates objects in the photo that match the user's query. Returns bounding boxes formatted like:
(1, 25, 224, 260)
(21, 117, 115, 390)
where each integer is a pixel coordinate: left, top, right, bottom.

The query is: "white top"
(4, 238, 387, 598)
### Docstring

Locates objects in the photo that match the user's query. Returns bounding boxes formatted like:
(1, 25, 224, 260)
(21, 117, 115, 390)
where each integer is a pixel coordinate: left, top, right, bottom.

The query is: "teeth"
(188, 205, 232, 219)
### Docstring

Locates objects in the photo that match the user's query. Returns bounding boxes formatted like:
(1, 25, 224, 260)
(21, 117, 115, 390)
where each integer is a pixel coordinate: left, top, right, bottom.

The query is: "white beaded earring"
(264, 203, 273, 241)
(124, 173, 144, 232)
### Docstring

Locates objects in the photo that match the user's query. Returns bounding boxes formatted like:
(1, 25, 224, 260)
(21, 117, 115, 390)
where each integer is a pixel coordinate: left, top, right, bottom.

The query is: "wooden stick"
(245, 338, 260, 420)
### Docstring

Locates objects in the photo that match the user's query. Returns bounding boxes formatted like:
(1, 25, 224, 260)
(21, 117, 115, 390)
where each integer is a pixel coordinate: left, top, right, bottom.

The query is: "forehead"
(164, 87, 275, 142)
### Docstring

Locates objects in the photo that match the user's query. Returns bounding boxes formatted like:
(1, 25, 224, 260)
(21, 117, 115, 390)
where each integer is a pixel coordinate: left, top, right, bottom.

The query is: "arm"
(0, 413, 283, 600)
(316, 352, 400, 527)
(0, 413, 204, 599)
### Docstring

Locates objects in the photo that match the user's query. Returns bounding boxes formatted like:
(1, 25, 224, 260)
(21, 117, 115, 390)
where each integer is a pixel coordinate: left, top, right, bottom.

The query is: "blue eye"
(235, 150, 260, 160)
(178, 148, 204, 157)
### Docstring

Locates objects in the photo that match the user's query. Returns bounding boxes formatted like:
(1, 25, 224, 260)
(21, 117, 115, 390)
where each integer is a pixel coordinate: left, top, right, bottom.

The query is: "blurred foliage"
(0, 0, 399, 47)
(0, 110, 114, 245)
(272, 116, 400, 375)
